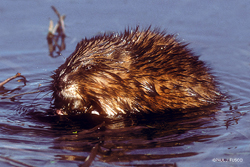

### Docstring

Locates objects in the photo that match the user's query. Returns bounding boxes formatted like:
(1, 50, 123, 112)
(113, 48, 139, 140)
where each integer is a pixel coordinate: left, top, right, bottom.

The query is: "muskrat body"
(52, 27, 221, 117)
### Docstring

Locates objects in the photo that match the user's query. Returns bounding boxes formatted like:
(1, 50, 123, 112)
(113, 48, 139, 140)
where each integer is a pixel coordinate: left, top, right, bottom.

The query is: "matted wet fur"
(52, 27, 221, 117)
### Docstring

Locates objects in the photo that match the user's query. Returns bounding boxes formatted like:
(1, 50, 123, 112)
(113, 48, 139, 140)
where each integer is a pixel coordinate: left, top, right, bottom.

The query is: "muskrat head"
(51, 34, 133, 116)
(52, 63, 97, 115)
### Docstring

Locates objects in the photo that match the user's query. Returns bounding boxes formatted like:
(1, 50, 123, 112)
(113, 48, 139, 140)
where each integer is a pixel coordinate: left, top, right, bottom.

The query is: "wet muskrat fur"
(52, 27, 221, 117)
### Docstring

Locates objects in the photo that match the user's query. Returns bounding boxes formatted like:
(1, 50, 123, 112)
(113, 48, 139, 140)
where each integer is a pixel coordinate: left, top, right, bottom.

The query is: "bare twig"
(47, 6, 66, 57)
(51, 6, 66, 35)
(51, 6, 61, 19)
(0, 73, 26, 87)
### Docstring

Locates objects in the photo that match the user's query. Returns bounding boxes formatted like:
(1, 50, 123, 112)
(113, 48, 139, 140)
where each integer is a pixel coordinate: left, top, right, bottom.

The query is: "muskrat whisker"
(2, 90, 40, 100)
(29, 88, 53, 106)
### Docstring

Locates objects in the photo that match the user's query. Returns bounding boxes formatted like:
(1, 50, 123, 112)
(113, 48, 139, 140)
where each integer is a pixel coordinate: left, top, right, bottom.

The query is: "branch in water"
(47, 6, 66, 57)
(0, 73, 26, 87)
(80, 143, 100, 167)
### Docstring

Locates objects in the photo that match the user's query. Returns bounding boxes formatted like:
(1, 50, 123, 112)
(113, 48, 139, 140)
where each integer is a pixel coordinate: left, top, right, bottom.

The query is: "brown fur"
(52, 27, 221, 117)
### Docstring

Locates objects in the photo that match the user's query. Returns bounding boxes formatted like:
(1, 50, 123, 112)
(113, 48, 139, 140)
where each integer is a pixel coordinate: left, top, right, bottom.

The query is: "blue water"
(0, 0, 250, 166)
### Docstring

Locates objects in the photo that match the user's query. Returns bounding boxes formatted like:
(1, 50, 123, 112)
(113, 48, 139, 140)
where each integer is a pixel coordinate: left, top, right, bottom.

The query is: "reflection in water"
(47, 105, 221, 166)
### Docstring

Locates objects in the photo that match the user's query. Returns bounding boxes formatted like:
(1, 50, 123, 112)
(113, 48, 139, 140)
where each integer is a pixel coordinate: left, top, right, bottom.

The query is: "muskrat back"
(52, 27, 221, 117)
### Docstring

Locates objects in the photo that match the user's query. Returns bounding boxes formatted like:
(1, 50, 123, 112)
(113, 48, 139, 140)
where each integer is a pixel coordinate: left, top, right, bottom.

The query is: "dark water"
(1, 0, 250, 166)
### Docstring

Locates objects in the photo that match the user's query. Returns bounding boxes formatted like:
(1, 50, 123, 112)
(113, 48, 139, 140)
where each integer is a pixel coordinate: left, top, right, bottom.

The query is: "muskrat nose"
(54, 79, 66, 92)
(57, 84, 64, 92)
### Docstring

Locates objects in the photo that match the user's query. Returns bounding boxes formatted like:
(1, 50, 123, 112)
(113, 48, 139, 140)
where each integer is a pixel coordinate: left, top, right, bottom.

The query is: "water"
(0, 0, 250, 166)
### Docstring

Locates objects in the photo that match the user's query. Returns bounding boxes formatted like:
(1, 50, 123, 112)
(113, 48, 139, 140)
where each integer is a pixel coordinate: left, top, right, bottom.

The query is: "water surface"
(0, 0, 250, 166)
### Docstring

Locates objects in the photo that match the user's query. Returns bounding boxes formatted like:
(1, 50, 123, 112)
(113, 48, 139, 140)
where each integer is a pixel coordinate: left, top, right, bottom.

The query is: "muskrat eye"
(85, 64, 93, 70)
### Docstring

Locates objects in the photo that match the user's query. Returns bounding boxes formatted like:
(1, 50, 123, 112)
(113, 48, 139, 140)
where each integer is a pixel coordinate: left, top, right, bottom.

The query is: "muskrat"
(52, 27, 221, 117)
